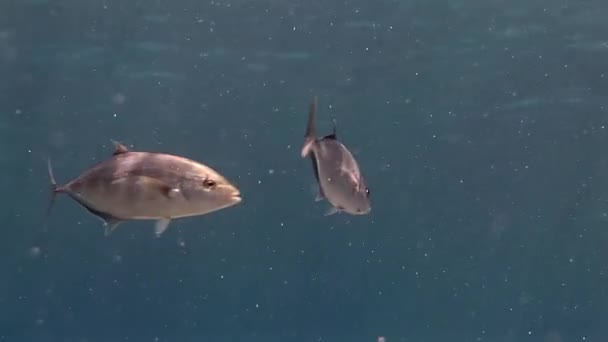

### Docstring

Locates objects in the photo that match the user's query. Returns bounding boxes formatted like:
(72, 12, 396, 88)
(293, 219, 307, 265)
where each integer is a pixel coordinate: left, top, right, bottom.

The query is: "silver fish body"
(301, 97, 371, 216)
(46, 142, 242, 237)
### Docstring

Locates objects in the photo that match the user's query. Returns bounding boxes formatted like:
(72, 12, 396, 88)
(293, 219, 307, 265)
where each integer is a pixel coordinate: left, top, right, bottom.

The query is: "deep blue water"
(1, 0, 608, 341)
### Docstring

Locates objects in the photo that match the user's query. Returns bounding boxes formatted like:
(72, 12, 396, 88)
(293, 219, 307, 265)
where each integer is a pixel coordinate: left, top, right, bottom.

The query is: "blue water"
(1, 0, 608, 341)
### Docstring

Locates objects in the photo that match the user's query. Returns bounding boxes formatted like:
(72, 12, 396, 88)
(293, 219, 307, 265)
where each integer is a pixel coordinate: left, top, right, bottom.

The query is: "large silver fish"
(300, 96, 371, 216)
(46, 141, 242, 237)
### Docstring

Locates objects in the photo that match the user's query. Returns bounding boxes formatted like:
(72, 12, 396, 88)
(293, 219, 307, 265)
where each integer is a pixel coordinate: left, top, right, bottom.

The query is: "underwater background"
(1, 0, 608, 341)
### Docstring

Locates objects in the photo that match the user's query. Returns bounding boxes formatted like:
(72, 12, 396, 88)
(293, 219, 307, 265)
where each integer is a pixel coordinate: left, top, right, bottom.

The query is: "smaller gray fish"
(45, 141, 242, 237)
(301, 96, 371, 216)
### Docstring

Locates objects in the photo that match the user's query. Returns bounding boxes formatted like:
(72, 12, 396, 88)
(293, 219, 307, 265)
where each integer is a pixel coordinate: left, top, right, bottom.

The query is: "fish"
(45, 141, 242, 237)
(300, 96, 371, 216)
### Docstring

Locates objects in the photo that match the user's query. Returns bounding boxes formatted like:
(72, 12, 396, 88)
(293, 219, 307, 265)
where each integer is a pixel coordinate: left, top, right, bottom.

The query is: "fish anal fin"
(155, 218, 172, 237)
(309, 155, 326, 202)
(309, 156, 321, 184)
(81, 202, 115, 221)
(111, 140, 130, 155)
(315, 182, 326, 202)
(315, 189, 325, 202)
(74, 201, 123, 235)
(104, 219, 122, 236)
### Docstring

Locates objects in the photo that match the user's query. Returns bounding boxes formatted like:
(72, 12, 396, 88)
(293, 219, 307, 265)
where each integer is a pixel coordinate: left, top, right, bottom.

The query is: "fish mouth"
(230, 190, 242, 203)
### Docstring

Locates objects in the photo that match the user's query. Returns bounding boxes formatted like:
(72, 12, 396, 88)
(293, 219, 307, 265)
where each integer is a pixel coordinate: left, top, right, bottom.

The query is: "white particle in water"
(28, 246, 41, 258)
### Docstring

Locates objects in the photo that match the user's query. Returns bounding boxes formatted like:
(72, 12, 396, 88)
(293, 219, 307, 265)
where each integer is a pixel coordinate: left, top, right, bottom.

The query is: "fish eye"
(203, 178, 217, 189)
(365, 188, 370, 197)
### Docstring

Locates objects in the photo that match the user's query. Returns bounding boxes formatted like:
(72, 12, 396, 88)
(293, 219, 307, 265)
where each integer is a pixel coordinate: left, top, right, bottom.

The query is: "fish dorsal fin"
(111, 140, 129, 155)
(322, 119, 338, 140)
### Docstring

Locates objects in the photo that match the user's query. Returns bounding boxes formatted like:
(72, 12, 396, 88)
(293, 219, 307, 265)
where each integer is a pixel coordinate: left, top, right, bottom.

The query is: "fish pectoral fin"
(324, 206, 340, 216)
(345, 172, 360, 187)
(154, 218, 172, 237)
(111, 140, 130, 155)
(124, 176, 179, 198)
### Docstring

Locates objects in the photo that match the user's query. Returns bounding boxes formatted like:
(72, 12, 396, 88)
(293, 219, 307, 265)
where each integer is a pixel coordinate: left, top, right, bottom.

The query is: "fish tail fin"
(44, 158, 61, 226)
(301, 96, 318, 158)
